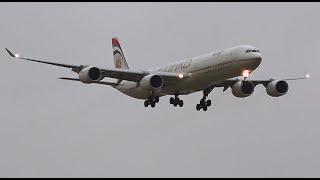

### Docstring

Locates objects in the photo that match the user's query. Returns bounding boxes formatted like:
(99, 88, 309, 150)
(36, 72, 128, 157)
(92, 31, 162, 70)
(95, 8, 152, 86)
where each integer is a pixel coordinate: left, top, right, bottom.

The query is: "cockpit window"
(245, 49, 260, 53)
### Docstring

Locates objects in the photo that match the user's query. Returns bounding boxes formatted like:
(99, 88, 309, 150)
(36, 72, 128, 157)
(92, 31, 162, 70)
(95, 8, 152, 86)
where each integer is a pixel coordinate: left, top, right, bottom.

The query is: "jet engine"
(78, 66, 102, 84)
(266, 80, 288, 97)
(140, 74, 163, 90)
(232, 81, 255, 98)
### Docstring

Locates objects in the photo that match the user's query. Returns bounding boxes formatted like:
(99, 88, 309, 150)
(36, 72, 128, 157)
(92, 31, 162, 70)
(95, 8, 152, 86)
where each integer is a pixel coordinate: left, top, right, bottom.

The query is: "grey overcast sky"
(0, 2, 319, 178)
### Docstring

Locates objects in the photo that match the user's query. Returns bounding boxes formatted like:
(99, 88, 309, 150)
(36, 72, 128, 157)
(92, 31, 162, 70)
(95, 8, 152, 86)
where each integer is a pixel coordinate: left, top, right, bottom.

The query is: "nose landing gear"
(196, 88, 213, 111)
(170, 94, 184, 107)
(196, 98, 211, 111)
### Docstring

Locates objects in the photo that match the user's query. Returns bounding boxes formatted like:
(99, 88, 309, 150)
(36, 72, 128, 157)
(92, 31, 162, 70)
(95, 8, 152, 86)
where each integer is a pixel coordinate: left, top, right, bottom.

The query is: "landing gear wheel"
(144, 100, 149, 107)
(196, 104, 201, 111)
(154, 97, 159, 103)
(170, 95, 184, 108)
(144, 93, 159, 108)
(206, 100, 211, 107)
(178, 100, 184, 107)
(203, 106, 208, 111)
(170, 97, 175, 104)
(173, 101, 178, 107)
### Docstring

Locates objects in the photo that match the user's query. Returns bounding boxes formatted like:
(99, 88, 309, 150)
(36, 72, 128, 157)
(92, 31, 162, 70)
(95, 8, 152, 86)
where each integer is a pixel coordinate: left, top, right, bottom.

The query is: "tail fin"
(112, 37, 129, 69)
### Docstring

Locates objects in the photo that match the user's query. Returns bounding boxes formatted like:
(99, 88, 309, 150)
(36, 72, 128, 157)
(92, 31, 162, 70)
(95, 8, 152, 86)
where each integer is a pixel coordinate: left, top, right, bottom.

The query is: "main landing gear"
(144, 96, 159, 108)
(170, 94, 184, 107)
(196, 88, 213, 111)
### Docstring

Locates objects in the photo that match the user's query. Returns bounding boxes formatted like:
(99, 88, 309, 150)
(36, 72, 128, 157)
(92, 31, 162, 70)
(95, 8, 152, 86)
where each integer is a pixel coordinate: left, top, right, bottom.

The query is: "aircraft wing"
(210, 75, 309, 91)
(5, 48, 83, 72)
(58, 77, 118, 86)
(101, 69, 190, 83)
(5, 48, 189, 83)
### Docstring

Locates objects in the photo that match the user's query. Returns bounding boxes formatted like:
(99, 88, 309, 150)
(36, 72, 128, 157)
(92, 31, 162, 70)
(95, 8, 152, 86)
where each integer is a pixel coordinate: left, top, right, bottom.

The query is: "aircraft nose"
(255, 53, 262, 63)
(244, 52, 262, 71)
(251, 53, 262, 68)
(248, 49, 262, 62)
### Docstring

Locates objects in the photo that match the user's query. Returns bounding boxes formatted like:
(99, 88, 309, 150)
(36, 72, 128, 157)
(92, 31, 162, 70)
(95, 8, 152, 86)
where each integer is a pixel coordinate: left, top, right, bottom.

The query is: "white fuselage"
(115, 45, 262, 99)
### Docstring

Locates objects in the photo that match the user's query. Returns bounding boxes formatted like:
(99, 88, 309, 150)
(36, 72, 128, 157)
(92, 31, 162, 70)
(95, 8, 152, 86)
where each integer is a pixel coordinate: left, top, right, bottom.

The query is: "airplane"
(5, 37, 309, 111)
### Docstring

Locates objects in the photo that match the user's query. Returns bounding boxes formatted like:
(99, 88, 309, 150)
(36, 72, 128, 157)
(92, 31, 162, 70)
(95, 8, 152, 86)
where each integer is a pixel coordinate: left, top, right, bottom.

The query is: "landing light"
(306, 74, 310, 78)
(242, 69, 251, 78)
(178, 73, 184, 79)
(15, 54, 20, 58)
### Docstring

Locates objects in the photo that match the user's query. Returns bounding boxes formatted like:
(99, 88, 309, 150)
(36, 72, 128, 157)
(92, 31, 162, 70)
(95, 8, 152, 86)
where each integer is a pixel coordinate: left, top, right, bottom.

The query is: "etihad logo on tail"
(112, 37, 129, 69)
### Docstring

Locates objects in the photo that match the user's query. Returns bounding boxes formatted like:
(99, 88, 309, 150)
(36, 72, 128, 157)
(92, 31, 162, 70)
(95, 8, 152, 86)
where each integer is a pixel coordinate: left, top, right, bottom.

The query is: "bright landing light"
(306, 74, 310, 78)
(242, 69, 251, 78)
(15, 54, 20, 58)
(178, 73, 184, 79)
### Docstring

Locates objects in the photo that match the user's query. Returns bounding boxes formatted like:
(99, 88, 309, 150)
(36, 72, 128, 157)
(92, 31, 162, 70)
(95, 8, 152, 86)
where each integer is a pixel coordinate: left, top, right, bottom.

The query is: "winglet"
(5, 48, 16, 58)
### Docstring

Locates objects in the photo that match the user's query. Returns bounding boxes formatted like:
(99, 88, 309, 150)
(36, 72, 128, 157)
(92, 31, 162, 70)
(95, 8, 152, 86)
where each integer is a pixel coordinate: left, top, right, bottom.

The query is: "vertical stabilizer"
(112, 37, 129, 69)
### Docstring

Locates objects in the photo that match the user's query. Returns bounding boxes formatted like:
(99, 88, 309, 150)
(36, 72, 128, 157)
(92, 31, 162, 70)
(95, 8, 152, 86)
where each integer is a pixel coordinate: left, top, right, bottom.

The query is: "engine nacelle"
(78, 66, 101, 84)
(266, 80, 288, 97)
(232, 81, 255, 98)
(140, 74, 163, 90)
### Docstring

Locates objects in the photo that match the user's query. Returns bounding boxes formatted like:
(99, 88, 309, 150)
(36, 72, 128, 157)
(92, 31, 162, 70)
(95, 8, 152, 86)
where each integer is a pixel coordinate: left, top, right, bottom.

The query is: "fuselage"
(115, 45, 262, 99)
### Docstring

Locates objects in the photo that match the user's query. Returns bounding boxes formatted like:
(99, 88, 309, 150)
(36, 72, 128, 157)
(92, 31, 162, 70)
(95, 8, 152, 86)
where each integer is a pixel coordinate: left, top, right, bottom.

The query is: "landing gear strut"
(196, 88, 213, 111)
(144, 94, 159, 108)
(170, 94, 184, 107)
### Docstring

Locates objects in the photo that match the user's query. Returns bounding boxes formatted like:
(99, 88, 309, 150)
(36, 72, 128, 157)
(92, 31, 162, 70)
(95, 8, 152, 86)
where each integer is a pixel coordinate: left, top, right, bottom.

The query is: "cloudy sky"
(0, 2, 319, 178)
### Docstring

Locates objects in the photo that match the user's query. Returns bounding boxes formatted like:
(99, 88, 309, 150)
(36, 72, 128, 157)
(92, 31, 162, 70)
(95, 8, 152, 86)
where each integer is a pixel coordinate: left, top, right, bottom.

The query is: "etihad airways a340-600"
(6, 37, 309, 111)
